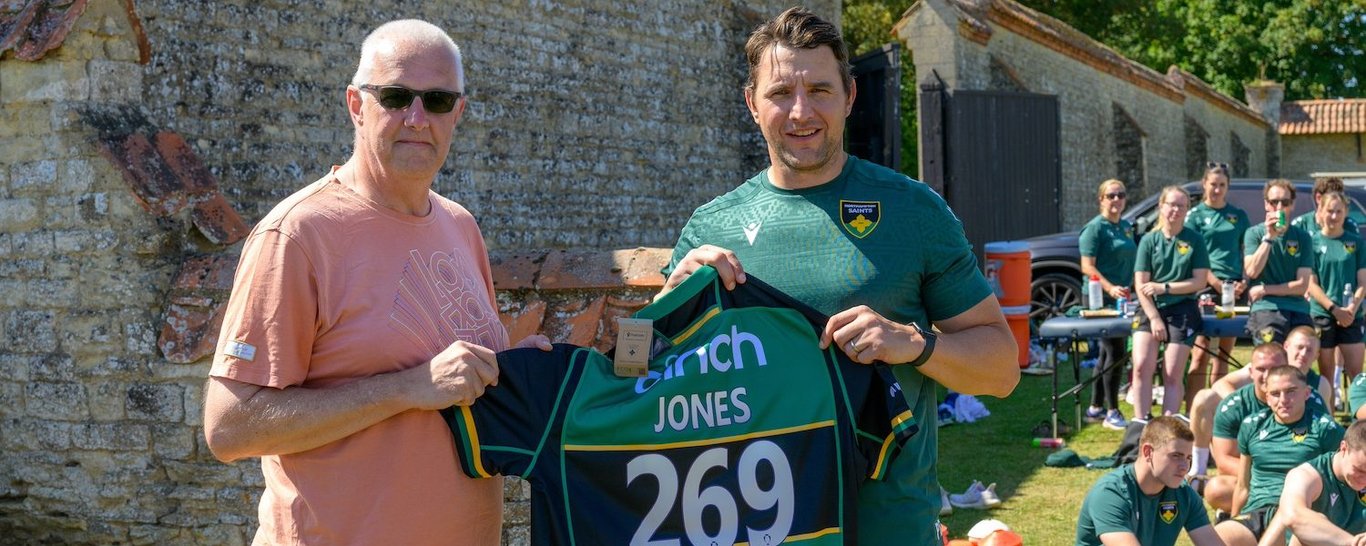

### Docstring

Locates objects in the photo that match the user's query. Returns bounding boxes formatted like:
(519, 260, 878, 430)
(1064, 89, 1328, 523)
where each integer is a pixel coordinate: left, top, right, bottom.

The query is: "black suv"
(1024, 180, 1366, 324)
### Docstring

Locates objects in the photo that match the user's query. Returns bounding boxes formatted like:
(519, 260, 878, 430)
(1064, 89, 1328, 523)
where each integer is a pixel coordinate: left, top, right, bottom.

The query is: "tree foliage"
(843, 0, 919, 177)
(1018, 0, 1366, 100)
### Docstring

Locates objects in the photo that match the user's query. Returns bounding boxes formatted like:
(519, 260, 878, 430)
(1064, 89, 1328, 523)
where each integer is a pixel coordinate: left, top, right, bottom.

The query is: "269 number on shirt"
(626, 440, 794, 546)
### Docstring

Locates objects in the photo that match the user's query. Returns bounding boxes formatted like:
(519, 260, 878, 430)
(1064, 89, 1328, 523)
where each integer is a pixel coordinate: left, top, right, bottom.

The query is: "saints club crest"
(840, 200, 880, 239)
(1159, 501, 1178, 524)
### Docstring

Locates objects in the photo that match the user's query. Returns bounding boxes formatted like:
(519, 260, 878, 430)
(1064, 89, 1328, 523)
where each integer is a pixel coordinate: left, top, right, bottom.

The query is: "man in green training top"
(1262, 420, 1366, 546)
(1075, 416, 1223, 546)
(660, 7, 1019, 544)
(1213, 366, 1344, 546)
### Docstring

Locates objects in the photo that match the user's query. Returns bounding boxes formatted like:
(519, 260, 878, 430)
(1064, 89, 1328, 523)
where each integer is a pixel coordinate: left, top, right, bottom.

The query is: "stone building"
(1279, 98, 1366, 179)
(893, 0, 1279, 234)
(0, 0, 834, 543)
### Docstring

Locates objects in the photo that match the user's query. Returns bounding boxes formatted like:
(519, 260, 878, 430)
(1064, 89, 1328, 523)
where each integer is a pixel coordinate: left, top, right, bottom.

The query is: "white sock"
(1190, 447, 1209, 476)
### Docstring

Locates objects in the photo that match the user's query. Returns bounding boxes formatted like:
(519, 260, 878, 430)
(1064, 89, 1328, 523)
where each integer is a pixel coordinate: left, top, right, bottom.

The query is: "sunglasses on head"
(1104, 192, 1127, 200)
(1206, 161, 1229, 174)
(359, 84, 463, 114)
(1267, 198, 1293, 207)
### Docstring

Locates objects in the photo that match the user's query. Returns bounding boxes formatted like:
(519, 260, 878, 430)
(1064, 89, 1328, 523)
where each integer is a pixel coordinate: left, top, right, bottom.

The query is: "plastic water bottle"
(1343, 284, 1354, 308)
(1222, 280, 1235, 308)
(1087, 275, 1103, 310)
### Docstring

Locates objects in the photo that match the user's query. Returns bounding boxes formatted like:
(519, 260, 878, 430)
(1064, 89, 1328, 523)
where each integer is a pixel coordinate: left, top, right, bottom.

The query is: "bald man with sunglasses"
(203, 20, 548, 545)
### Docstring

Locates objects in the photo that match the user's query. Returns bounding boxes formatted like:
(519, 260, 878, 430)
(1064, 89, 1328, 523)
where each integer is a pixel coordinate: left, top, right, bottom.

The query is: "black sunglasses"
(1266, 198, 1293, 207)
(1104, 192, 1127, 200)
(1206, 161, 1229, 174)
(359, 84, 462, 114)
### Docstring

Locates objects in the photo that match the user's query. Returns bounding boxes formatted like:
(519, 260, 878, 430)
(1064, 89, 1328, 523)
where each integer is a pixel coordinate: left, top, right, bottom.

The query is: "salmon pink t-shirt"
(211, 169, 510, 545)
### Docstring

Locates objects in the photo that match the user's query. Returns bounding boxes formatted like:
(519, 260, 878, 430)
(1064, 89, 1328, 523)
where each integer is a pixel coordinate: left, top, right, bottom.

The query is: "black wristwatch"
(907, 322, 937, 368)
(1164, 282, 1171, 295)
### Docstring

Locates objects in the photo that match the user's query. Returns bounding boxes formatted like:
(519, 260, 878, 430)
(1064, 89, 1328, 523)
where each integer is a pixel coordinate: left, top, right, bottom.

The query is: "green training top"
(1309, 228, 1366, 319)
(1134, 227, 1210, 307)
(1349, 374, 1366, 420)
(1293, 211, 1360, 237)
(1214, 381, 1329, 440)
(1075, 465, 1209, 546)
(1185, 202, 1249, 281)
(1237, 406, 1344, 512)
(1244, 224, 1315, 314)
(1305, 452, 1366, 533)
(667, 155, 992, 545)
(1079, 215, 1138, 288)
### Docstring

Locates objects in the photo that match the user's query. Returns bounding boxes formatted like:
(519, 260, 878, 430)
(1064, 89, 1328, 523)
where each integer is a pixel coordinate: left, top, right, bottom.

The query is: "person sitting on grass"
(1213, 366, 1344, 546)
(1076, 416, 1226, 546)
(1189, 329, 1331, 514)
(1258, 419, 1366, 546)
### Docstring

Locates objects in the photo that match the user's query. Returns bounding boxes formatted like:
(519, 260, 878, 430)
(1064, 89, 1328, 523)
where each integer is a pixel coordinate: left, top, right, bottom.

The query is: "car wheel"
(1031, 273, 1081, 325)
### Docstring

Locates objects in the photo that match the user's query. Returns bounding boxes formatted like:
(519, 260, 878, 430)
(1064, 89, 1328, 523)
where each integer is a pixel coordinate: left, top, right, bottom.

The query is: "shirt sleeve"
(442, 344, 582, 479)
(1084, 477, 1136, 536)
(1134, 233, 1153, 273)
(1237, 415, 1255, 455)
(1213, 397, 1241, 439)
(1181, 485, 1212, 530)
(1079, 221, 1100, 258)
(662, 217, 703, 278)
(919, 190, 992, 321)
(1244, 225, 1264, 257)
(1350, 375, 1366, 417)
(210, 228, 319, 388)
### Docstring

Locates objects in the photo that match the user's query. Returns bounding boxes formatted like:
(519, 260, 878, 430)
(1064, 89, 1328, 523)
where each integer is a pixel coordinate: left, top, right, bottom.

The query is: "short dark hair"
(1265, 364, 1307, 386)
(1346, 420, 1366, 451)
(1141, 415, 1195, 449)
(1265, 178, 1297, 201)
(744, 7, 851, 93)
(1252, 342, 1289, 365)
(1314, 177, 1345, 197)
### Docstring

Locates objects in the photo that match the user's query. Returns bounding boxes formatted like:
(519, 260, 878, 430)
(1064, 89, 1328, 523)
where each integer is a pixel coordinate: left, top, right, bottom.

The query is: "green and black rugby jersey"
(442, 266, 916, 546)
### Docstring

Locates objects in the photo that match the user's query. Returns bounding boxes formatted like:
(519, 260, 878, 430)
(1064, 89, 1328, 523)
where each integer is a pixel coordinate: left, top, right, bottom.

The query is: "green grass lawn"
(935, 343, 1261, 545)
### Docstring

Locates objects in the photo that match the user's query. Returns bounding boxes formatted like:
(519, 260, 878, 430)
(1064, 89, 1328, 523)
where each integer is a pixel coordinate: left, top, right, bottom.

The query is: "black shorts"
(1231, 506, 1273, 540)
(1132, 299, 1202, 346)
(1246, 309, 1313, 345)
(1313, 314, 1366, 348)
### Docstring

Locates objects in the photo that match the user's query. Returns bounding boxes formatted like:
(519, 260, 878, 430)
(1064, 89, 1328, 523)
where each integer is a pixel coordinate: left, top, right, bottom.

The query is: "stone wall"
(895, 0, 1274, 231)
(0, 0, 835, 543)
(1283, 134, 1365, 179)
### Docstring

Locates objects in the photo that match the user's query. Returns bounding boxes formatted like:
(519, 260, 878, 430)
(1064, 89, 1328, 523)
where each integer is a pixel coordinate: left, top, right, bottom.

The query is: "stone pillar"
(1245, 80, 1284, 177)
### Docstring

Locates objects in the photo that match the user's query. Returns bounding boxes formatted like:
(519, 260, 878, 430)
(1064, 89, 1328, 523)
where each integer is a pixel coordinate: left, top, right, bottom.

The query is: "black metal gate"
(940, 89, 1061, 255)
(847, 44, 900, 171)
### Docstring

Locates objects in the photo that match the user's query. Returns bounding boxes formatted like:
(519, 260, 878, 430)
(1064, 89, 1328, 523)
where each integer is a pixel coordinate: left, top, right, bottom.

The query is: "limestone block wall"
(896, 0, 1274, 231)
(1283, 134, 1365, 179)
(0, 0, 834, 543)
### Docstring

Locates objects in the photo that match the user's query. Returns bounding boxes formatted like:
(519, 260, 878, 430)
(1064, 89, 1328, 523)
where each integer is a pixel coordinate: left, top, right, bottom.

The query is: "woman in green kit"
(1307, 191, 1366, 396)
(1079, 179, 1138, 430)
(1132, 186, 1209, 420)
(1184, 162, 1248, 408)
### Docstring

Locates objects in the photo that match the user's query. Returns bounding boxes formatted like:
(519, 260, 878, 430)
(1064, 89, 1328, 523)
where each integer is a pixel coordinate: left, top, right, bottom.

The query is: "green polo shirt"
(1237, 406, 1344, 513)
(1309, 229, 1366, 318)
(1244, 224, 1314, 314)
(666, 155, 991, 545)
(1079, 215, 1137, 288)
(1293, 211, 1359, 236)
(1305, 452, 1366, 532)
(1134, 227, 1209, 307)
(1075, 465, 1209, 546)
(1186, 202, 1249, 281)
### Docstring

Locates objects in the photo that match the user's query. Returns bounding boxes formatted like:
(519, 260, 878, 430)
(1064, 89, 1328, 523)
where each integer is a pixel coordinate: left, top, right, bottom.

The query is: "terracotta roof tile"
(1280, 99, 1366, 135)
(1, 0, 88, 62)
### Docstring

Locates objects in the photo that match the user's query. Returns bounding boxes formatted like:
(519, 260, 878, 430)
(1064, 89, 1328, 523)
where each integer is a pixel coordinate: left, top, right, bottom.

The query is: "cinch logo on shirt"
(1159, 501, 1178, 524)
(635, 326, 769, 394)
